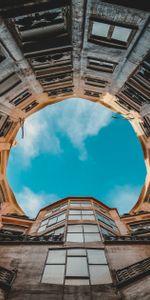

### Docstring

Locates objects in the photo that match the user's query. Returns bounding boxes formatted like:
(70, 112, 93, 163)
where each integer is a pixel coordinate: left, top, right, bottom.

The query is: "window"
(42, 265, 65, 284)
(9, 90, 31, 106)
(44, 202, 68, 218)
(39, 72, 73, 88)
(67, 224, 101, 242)
(14, 7, 68, 43)
(68, 210, 95, 221)
(96, 213, 118, 231)
(129, 221, 150, 235)
(42, 248, 112, 285)
(69, 201, 91, 207)
(22, 100, 38, 113)
(66, 257, 88, 277)
(0, 117, 13, 137)
(140, 117, 150, 137)
(45, 226, 64, 236)
(84, 90, 101, 98)
(37, 225, 47, 233)
(47, 250, 66, 264)
(94, 203, 110, 216)
(101, 227, 115, 238)
(38, 212, 66, 233)
(68, 215, 81, 220)
(89, 265, 112, 284)
(87, 57, 117, 73)
(89, 17, 137, 49)
(48, 216, 57, 226)
(67, 233, 84, 243)
(29, 51, 72, 71)
(85, 77, 108, 88)
(69, 210, 93, 215)
(67, 225, 82, 232)
(44, 211, 52, 218)
(48, 87, 73, 97)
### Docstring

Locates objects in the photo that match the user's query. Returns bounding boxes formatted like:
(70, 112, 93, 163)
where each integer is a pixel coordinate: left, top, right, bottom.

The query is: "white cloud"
(56, 99, 112, 160)
(15, 109, 62, 166)
(105, 185, 141, 214)
(16, 187, 58, 218)
(14, 98, 112, 165)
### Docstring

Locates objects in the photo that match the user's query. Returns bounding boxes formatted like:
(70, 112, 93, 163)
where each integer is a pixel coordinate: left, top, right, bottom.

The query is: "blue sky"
(7, 98, 146, 218)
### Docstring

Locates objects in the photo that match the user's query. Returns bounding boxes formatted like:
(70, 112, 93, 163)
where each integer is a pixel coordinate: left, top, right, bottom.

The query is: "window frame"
(89, 16, 137, 49)
(67, 224, 102, 243)
(87, 56, 117, 73)
(41, 247, 112, 285)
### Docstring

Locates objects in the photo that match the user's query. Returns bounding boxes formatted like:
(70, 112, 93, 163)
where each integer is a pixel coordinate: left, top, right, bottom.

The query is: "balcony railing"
(0, 230, 64, 243)
(104, 235, 150, 242)
(0, 266, 17, 291)
(115, 257, 150, 287)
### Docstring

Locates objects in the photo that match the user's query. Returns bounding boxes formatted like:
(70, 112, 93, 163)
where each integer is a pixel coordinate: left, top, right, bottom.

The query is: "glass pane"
(47, 250, 66, 264)
(41, 219, 49, 226)
(84, 233, 101, 242)
(97, 214, 111, 226)
(67, 233, 83, 242)
(68, 215, 81, 220)
(45, 211, 52, 217)
(60, 204, 68, 210)
(67, 249, 86, 256)
(38, 225, 47, 232)
(83, 225, 99, 232)
(70, 203, 81, 207)
(101, 228, 115, 237)
(82, 215, 95, 220)
(69, 210, 82, 214)
(94, 204, 108, 214)
(82, 210, 93, 215)
(66, 257, 88, 277)
(48, 217, 57, 226)
(87, 249, 107, 264)
(81, 202, 91, 206)
(57, 213, 65, 222)
(109, 219, 117, 227)
(89, 265, 112, 284)
(42, 265, 65, 284)
(52, 206, 60, 212)
(45, 230, 54, 236)
(65, 279, 89, 285)
(92, 22, 109, 37)
(54, 226, 64, 234)
(112, 26, 131, 42)
(68, 225, 82, 232)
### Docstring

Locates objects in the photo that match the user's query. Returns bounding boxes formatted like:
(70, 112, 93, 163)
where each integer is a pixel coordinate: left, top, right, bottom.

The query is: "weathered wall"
(0, 244, 149, 300)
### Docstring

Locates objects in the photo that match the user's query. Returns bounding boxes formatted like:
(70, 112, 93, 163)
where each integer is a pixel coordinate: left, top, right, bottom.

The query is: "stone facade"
(0, 1, 149, 299)
(0, 197, 149, 299)
(0, 0, 149, 213)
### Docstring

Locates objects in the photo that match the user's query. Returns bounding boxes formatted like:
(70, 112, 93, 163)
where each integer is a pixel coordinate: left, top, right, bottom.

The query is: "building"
(0, 197, 150, 299)
(0, 1, 149, 299)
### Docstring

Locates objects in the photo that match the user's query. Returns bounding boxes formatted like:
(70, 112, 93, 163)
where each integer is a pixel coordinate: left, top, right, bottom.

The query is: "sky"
(7, 98, 146, 218)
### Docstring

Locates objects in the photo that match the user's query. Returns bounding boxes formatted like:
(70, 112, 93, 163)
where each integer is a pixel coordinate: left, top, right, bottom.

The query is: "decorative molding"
(0, 266, 17, 291)
(115, 257, 150, 286)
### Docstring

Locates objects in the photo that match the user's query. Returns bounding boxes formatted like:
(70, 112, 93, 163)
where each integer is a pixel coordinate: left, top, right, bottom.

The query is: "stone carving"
(115, 257, 150, 286)
(0, 229, 64, 243)
(0, 266, 17, 291)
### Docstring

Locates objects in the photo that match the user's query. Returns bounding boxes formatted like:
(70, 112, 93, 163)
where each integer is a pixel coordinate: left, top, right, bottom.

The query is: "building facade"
(0, 1, 149, 299)
(0, 0, 149, 214)
(0, 197, 149, 299)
